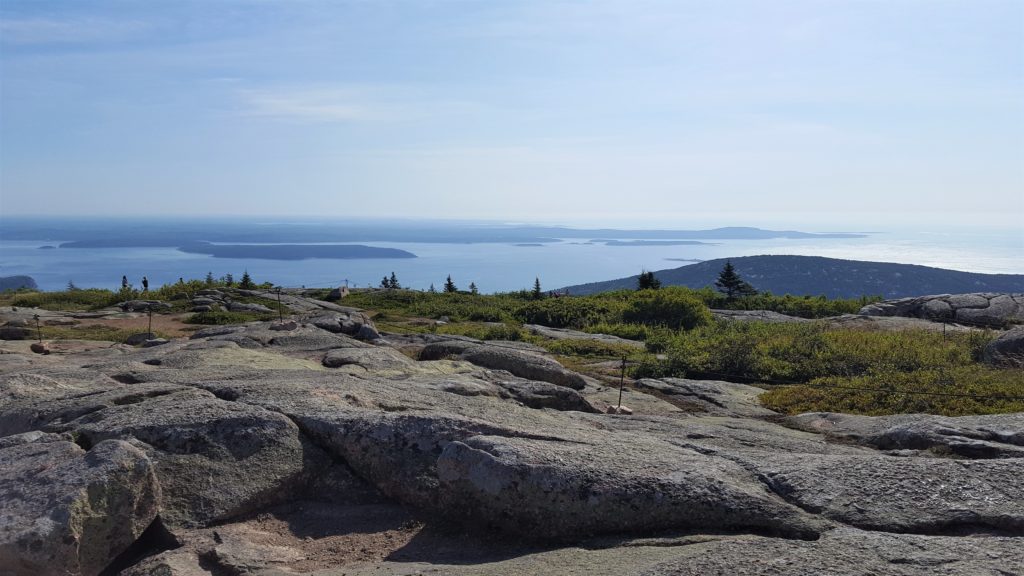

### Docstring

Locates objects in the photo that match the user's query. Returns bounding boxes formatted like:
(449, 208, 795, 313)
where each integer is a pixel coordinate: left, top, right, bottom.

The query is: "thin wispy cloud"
(238, 88, 372, 123)
(0, 16, 150, 45)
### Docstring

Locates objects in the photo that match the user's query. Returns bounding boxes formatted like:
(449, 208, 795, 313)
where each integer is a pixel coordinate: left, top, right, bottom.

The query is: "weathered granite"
(860, 292, 1024, 326)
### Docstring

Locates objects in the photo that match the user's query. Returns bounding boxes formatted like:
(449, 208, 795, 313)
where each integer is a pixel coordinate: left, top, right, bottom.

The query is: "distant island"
(0, 275, 38, 291)
(594, 240, 712, 247)
(177, 242, 416, 261)
(561, 255, 1024, 299)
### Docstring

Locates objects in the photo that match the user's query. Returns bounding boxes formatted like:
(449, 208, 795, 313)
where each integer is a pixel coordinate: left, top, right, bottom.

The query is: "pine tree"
(637, 270, 661, 290)
(66, 280, 78, 291)
(239, 270, 254, 289)
(205, 271, 215, 286)
(532, 277, 542, 299)
(380, 276, 391, 289)
(224, 273, 234, 287)
(428, 283, 437, 293)
(443, 275, 457, 293)
(715, 261, 757, 299)
(389, 272, 400, 289)
(469, 282, 478, 295)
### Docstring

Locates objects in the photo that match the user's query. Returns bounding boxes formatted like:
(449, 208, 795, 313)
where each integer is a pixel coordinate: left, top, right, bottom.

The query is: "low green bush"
(185, 310, 275, 325)
(761, 365, 1024, 416)
(632, 321, 997, 384)
(541, 338, 639, 358)
(621, 287, 713, 330)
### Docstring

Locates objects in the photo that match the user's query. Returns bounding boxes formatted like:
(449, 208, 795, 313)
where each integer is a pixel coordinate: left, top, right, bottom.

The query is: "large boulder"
(0, 432, 160, 576)
(436, 433, 826, 540)
(309, 311, 375, 336)
(634, 378, 777, 417)
(984, 325, 1024, 368)
(458, 345, 587, 390)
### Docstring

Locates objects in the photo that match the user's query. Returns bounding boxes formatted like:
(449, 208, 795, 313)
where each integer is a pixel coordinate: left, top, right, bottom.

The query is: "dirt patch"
(69, 313, 198, 338)
(183, 502, 544, 573)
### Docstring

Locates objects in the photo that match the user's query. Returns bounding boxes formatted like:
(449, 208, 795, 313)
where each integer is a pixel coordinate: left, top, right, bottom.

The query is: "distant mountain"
(1, 217, 863, 246)
(0, 275, 38, 292)
(561, 255, 1024, 299)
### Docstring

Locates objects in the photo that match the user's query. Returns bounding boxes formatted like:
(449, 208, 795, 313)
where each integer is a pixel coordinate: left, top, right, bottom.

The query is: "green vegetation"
(761, 366, 1024, 416)
(184, 310, 277, 325)
(622, 288, 712, 330)
(1, 275, 279, 314)
(540, 338, 639, 359)
(632, 322, 1021, 416)
(715, 260, 758, 298)
(636, 270, 661, 290)
(34, 324, 173, 344)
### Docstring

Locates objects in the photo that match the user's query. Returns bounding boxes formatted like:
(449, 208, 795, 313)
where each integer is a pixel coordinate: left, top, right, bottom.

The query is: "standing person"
(141, 276, 149, 292)
(122, 275, 129, 290)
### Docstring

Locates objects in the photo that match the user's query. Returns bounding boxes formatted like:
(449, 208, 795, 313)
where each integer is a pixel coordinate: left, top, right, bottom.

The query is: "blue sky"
(1, 0, 1021, 227)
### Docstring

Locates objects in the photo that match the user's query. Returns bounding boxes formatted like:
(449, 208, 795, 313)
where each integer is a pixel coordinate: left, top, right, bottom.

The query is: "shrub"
(761, 365, 1024, 416)
(621, 287, 712, 330)
(185, 310, 274, 325)
(541, 338, 639, 358)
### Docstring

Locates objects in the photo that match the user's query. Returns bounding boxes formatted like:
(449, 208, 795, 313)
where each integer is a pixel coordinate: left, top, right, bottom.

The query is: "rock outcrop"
(1, 312, 1021, 575)
(860, 292, 1024, 327)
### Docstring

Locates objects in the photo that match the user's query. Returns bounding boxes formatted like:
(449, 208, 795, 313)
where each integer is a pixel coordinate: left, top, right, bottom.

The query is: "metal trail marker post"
(33, 314, 42, 343)
(617, 355, 627, 411)
(277, 288, 283, 322)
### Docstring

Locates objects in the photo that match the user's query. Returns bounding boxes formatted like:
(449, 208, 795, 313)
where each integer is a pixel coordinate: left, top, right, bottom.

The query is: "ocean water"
(0, 220, 1021, 293)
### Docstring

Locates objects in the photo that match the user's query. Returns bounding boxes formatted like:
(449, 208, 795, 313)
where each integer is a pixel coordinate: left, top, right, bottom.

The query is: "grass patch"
(35, 325, 173, 344)
(761, 366, 1024, 416)
(540, 338, 640, 359)
(630, 320, 1018, 416)
(184, 311, 276, 325)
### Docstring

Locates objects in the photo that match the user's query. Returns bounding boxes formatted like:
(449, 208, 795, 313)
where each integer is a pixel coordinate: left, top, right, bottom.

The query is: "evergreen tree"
(66, 280, 78, 291)
(532, 277, 542, 299)
(443, 275, 457, 293)
(428, 283, 437, 293)
(389, 272, 400, 289)
(380, 276, 391, 289)
(469, 282, 478, 295)
(205, 271, 215, 286)
(637, 270, 661, 290)
(715, 261, 758, 299)
(239, 270, 254, 289)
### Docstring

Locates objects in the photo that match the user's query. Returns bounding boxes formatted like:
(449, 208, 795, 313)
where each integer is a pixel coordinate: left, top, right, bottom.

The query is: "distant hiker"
(141, 276, 149, 292)
(122, 275, 129, 289)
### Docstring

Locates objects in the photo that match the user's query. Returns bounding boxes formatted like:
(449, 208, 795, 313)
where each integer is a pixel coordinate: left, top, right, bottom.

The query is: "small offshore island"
(177, 242, 417, 261)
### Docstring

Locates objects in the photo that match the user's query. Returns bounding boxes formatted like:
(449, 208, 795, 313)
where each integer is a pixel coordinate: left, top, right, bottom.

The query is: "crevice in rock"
(112, 389, 176, 405)
(197, 550, 238, 576)
(110, 372, 145, 384)
(99, 516, 181, 576)
(71, 430, 93, 450)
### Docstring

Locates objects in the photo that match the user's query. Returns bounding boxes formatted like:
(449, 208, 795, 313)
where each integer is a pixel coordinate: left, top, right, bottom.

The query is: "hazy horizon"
(2, 1, 1022, 227)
